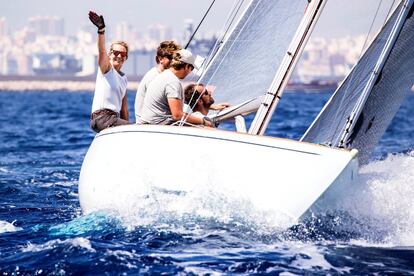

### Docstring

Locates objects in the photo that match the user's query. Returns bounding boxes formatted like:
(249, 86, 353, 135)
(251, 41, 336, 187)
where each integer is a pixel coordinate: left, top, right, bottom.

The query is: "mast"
(248, 0, 326, 135)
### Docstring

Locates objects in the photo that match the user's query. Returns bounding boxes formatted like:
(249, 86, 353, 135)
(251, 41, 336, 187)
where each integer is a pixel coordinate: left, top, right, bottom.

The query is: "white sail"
(301, 0, 414, 165)
(199, 0, 309, 104)
(249, 0, 326, 135)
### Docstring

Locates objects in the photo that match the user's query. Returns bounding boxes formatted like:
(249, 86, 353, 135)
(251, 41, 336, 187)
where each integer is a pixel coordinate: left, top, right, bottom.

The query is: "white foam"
(22, 237, 95, 253)
(288, 243, 334, 271)
(279, 272, 301, 276)
(93, 151, 414, 245)
(281, 242, 354, 273)
(115, 185, 293, 234)
(103, 250, 138, 269)
(330, 151, 414, 246)
(0, 220, 22, 233)
(184, 266, 223, 275)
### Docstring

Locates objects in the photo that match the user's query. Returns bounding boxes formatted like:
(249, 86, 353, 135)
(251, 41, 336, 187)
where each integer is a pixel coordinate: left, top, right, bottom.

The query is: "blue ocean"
(1, 90, 413, 275)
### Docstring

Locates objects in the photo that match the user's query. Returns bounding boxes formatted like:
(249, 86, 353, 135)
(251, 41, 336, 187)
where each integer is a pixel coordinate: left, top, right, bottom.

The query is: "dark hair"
(184, 83, 204, 110)
(155, 40, 182, 64)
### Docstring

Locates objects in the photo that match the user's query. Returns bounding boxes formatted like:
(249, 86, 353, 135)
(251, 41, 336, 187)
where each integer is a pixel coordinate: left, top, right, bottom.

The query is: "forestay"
(199, 0, 308, 104)
(301, 0, 414, 165)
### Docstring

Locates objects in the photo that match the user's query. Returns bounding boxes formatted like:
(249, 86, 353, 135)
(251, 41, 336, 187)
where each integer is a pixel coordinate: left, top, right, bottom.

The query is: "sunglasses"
(202, 89, 211, 96)
(111, 50, 128, 58)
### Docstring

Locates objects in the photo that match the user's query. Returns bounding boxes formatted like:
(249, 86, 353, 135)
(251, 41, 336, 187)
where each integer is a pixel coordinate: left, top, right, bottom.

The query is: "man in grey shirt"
(140, 49, 214, 127)
(134, 41, 181, 123)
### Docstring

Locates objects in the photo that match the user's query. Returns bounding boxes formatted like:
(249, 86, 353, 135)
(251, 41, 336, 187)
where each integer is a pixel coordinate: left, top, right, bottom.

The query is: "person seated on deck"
(140, 49, 215, 127)
(88, 11, 130, 133)
(183, 83, 231, 120)
(134, 41, 182, 124)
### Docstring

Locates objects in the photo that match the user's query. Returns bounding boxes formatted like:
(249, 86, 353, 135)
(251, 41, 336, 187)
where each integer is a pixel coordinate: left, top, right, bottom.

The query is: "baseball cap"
(177, 49, 199, 70)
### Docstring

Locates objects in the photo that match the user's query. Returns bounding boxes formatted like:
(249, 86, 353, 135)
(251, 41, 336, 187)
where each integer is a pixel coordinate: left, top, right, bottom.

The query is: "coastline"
(0, 80, 139, 92)
(0, 77, 339, 93)
(4, 77, 412, 93)
(0, 75, 140, 92)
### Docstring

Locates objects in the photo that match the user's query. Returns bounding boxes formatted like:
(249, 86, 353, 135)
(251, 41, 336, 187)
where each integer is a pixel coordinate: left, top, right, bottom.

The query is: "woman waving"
(89, 11, 130, 133)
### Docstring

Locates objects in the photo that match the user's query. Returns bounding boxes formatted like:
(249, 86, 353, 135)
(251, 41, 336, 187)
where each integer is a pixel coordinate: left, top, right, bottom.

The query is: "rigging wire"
(382, 0, 398, 26)
(200, 0, 247, 71)
(185, 0, 216, 49)
(179, 0, 247, 126)
(328, 0, 392, 145)
(338, 0, 402, 147)
(189, 0, 247, 82)
(180, 0, 258, 126)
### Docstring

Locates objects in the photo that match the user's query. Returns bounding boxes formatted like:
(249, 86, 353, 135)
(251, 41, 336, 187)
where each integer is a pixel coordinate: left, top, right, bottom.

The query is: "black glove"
(203, 116, 219, 128)
(88, 11, 105, 33)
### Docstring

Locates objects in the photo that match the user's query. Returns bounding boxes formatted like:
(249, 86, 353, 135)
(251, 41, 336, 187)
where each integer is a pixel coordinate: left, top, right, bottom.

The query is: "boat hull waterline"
(79, 124, 358, 227)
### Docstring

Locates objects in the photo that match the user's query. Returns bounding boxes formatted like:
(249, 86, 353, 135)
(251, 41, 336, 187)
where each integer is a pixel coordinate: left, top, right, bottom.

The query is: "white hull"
(79, 124, 358, 226)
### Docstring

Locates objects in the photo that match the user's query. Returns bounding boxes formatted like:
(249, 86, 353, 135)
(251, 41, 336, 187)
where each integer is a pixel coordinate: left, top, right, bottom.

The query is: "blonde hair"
(109, 40, 129, 59)
(156, 40, 182, 63)
(170, 51, 188, 70)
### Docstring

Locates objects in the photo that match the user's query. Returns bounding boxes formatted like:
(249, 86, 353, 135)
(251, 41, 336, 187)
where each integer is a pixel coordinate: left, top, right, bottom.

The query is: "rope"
(179, 0, 247, 126)
(185, 0, 216, 49)
(201, 0, 247, 70)
(189, 0, 247, 80)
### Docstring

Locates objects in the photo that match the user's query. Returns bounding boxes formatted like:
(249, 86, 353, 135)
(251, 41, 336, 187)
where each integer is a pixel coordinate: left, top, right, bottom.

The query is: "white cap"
(177, 49, 199, 70)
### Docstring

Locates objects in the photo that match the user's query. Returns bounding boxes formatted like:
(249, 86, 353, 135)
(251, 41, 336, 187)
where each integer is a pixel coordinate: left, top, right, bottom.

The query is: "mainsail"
(199, 0, 309, 104)
(301, 0, 414, 165)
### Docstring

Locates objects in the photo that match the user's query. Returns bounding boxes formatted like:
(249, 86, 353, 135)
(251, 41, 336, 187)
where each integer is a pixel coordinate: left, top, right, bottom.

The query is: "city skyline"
(1, 0, 398, 38)
(0, 0, 401, 81)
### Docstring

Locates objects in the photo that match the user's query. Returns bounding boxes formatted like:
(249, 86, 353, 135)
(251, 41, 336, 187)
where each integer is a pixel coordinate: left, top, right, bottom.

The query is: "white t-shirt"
(91, 68, 127, 113)
(182, 104, 204, 119)
(134, 66, 160, 123)
(192, 111, 204, 119)
(183, 103, 193, 115)
(140, 69, 183, 125)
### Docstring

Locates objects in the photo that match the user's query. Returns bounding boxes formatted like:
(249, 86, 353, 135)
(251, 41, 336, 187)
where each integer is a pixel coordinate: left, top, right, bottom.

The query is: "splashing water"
(0, 220, 22, 234)
(340, 151, 414, 245)
(71, 151, 414, 248)
(1, 91, 413, 274)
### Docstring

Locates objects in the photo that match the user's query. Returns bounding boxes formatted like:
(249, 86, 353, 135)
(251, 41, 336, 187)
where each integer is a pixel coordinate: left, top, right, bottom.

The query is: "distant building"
(1, 52, 18, 75)
(14, 27, 37, 46)
(116, 21, 131, 41)
(0, 17, 6, 38)
(32, 53, 81, 75)
(187, 37, 217, 60)
(183, 19, 194, 45)
(148, 24, 172, 42)
(77, 54, 97, 76)
(124, 48, 156, 77)
(29, 16, 65, 37)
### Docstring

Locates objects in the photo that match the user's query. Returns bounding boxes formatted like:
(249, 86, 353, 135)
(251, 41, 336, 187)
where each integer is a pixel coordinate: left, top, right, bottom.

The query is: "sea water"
(0, 91, 413, 274)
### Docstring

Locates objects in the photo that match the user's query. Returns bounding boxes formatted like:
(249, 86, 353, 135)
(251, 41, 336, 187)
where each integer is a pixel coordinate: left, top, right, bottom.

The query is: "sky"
(1, 0, 398, 38)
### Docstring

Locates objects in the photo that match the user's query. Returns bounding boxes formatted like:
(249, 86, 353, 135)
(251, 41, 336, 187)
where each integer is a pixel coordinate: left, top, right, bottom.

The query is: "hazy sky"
(1, 0, 398, 38)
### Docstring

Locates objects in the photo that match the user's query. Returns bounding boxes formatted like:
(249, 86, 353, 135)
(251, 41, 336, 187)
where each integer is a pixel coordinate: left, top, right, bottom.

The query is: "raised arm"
(89, 11, 110, 74)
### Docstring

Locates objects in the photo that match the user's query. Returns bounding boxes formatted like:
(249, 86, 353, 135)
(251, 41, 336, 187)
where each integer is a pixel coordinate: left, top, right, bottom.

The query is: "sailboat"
(79, 0, 414, 227)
